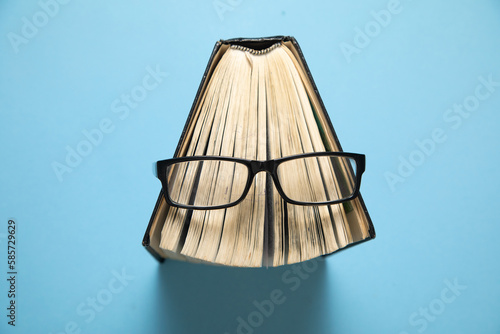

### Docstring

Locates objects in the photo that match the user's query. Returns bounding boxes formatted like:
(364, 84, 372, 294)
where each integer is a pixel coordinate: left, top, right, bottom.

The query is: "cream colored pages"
(159, 43, 356, 267)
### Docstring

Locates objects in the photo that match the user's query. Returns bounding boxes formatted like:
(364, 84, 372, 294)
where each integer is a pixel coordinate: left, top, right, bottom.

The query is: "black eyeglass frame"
(155, 151, 365, 210)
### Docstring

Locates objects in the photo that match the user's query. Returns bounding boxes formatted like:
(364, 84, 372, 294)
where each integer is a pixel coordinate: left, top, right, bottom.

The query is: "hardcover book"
(143, 36, 375, 267)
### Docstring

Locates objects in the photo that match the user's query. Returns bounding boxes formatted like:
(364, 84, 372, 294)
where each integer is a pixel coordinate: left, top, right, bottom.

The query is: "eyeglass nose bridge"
(249, 159, 276, 175)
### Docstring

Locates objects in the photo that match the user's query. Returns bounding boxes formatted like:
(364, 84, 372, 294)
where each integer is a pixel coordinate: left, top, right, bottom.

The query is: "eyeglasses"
(155, 152, 365, 210)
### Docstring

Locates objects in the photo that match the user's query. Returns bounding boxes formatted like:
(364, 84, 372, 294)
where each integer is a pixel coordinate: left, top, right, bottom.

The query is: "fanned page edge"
(281, 41, 372, 244)
(144, 37, 374, 266)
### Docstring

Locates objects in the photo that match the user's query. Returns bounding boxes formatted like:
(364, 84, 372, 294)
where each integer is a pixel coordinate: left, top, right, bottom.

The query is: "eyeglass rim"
(155, 151, 365, 210)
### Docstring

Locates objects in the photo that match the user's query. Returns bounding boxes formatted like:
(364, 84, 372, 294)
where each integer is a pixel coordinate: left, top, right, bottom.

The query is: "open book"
(143, 36, 375, 267)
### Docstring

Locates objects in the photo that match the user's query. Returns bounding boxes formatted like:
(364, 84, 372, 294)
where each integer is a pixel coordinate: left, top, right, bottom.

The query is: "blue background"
(1, 0, 499, 333)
